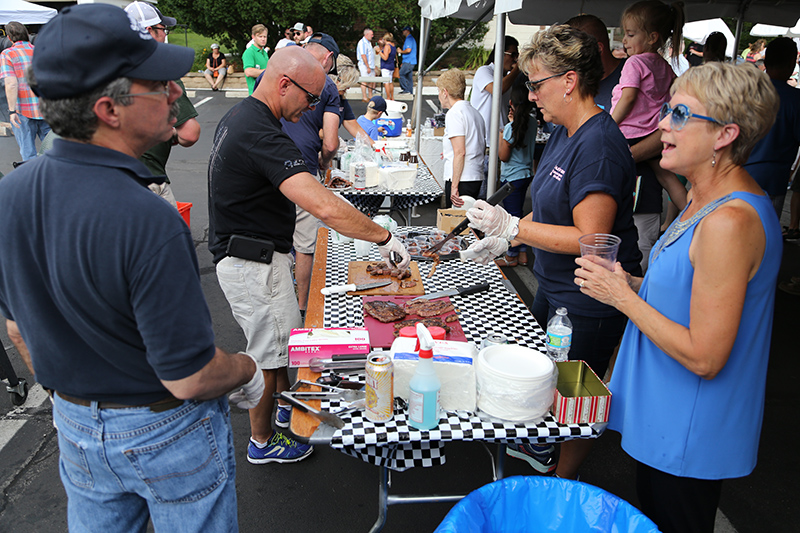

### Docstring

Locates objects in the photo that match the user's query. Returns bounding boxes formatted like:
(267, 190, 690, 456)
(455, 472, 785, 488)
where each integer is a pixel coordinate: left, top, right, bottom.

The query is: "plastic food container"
(476, 345, 557, 422)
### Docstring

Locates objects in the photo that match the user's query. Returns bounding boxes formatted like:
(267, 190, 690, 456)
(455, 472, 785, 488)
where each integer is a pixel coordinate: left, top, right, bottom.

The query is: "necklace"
(650, 194, 734, 264)
(571, 105, 598, 135)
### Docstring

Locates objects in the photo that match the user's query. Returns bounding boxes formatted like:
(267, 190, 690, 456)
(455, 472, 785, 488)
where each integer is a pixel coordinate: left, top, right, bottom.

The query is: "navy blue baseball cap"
(306, 32, 339, 74)
(32, 4, 194, 99)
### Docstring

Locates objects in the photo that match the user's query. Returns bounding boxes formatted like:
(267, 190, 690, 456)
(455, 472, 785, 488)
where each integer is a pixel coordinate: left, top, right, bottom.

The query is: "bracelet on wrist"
(9, 110, 16, 114)
(377, 230, 392, 247)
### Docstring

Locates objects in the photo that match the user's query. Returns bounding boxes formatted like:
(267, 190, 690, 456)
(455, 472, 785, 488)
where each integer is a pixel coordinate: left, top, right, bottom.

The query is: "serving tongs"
(424, 181, 514, 255)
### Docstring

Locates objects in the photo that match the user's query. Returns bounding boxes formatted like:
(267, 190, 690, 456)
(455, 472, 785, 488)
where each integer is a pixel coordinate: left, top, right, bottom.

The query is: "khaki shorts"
(215, 253, 301, 369)
(293, 204, 321, 254)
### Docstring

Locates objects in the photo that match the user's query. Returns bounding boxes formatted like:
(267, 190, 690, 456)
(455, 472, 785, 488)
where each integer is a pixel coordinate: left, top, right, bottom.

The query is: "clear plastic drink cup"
(578, 233, 621, 271)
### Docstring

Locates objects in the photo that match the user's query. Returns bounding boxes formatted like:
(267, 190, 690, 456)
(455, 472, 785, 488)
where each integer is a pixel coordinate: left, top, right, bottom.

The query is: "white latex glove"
(463, 237, 509, 265)
(466, 200, 519, 241)
(229, 352, 264, 410)
(378, 234, 411, 269)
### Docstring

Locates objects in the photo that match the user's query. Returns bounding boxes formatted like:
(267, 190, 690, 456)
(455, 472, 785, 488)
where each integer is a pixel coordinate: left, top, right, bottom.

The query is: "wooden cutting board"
(346, 261, 425, 295)
(362, 295, 467, 348)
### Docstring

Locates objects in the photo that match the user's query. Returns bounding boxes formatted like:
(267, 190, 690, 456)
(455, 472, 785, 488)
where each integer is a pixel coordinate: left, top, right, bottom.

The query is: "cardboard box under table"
(552, 360, 611, 424)
(437, 208, 469, 235)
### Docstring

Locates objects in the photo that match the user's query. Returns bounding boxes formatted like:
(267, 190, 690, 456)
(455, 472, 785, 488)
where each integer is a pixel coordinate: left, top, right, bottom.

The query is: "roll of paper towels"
(385, 99, 408, 119)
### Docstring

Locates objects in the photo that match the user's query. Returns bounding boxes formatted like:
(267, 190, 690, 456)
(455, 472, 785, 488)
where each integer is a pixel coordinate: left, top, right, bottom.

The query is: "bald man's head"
(258, 46, 326, 122)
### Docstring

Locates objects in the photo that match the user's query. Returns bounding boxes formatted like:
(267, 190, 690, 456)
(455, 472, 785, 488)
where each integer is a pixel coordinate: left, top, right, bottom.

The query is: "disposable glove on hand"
(378, 234, 411, 269)
(229, 352, 264, 410)
(463, 237, 509, 265)
(466, 200, 519, 241)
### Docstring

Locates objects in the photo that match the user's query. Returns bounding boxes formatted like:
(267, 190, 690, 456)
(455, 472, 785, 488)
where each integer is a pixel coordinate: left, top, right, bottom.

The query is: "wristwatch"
(8, 110, 16, 114)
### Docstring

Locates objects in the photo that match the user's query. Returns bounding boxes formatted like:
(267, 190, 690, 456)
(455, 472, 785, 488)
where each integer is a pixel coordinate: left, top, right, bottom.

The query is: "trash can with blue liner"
(435, 475, 659, 533)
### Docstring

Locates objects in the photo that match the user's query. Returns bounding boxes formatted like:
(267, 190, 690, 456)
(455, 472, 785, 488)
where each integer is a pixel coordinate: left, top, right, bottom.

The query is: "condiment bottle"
(407, 323, 441, 430)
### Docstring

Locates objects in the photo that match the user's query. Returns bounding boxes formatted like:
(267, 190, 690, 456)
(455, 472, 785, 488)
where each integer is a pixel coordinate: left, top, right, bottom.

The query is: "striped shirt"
(1, 42, 41, 119)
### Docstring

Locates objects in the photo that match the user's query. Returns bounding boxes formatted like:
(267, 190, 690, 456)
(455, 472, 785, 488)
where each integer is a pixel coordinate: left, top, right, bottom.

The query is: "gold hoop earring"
(711, 151, 717, 168)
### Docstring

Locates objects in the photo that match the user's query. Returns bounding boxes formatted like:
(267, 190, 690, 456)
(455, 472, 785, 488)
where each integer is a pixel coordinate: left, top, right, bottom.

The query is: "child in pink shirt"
(611, 0, 687, 210)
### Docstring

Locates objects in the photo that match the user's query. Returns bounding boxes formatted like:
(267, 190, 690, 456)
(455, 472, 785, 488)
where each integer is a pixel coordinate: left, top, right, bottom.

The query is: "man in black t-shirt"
(208, 46, 410, 465)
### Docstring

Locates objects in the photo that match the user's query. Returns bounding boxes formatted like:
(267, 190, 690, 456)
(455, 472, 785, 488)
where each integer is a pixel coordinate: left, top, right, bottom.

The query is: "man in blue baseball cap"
(0, 5, 263, 531)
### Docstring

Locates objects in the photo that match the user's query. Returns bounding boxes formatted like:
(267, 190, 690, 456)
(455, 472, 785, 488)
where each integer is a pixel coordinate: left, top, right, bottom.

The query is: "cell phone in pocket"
(226, 235, 275, 264)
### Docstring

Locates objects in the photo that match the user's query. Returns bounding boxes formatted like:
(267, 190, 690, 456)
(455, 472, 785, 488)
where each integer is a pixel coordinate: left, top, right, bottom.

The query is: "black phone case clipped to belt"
(226, 235, 275, 264)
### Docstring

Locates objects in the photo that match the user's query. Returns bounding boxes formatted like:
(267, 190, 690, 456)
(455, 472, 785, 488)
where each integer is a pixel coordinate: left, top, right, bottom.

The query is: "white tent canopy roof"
(683, 18, 736, 57)
(0, 0, 57, 25)
(422, 0, 800, 26)
(751, 20, 800, 37)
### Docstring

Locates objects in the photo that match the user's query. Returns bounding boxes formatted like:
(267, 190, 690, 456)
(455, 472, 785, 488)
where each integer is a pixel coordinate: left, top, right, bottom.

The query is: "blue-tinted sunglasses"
(659, 102, 728, 130)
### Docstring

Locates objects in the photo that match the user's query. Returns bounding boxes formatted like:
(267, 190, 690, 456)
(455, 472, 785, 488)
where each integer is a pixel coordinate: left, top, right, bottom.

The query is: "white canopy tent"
(683, 18, 736, 57)
(751, 20, 800, 37)
(417, 0, 800, 193)
(0, 0, 57, 25)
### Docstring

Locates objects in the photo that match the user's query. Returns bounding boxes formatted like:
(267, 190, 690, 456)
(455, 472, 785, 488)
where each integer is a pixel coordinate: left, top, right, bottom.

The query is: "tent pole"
(487, 14, 506, 197)
(414, 16, 431, 154)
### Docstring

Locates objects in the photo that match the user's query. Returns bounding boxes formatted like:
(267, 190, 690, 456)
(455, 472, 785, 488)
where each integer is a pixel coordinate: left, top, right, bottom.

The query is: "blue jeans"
(12, 114, 51, 161)
(53, 395, 238, 532)
(531, 289, 627, 378)
(399, 62, 415, 93)
(501, 177, 532, 256)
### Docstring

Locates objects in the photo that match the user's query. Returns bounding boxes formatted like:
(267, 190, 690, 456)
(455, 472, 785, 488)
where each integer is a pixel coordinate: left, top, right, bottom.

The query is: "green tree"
(158, 0, 486, 67)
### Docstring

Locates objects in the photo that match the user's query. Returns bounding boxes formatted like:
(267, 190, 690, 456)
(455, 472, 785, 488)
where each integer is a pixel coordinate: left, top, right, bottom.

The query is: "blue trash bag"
(435, 476, 660, 533)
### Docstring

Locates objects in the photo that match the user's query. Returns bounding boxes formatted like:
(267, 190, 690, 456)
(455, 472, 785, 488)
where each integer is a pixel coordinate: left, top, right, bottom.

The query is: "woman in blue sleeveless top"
(377, 33, 397, 101)
(575, 63, 781, 533)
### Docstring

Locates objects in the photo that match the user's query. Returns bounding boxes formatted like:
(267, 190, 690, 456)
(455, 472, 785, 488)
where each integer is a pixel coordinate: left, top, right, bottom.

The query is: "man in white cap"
(0, 4, 262, 531)
(125, 1, 200, 206)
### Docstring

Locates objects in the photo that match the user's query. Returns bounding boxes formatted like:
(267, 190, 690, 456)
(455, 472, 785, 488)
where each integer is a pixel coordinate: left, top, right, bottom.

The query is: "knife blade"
(425, 181, 514, 254)
(410, 281, 490, 302)
(321, 279, 392, 295)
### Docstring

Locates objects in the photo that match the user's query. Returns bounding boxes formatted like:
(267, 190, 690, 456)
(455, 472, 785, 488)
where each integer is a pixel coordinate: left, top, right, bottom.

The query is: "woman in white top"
(436, 69, 486, 207)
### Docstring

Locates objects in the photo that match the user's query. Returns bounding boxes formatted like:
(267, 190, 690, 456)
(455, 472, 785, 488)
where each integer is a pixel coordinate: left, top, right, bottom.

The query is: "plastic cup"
(354, 239, 372, 258)
(578, 233, 621, 270)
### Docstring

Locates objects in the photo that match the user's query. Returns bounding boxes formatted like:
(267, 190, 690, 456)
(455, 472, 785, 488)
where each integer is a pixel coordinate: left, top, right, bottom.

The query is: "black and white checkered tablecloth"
(339, 166, 443, 217)
(318, 227, 604, 471)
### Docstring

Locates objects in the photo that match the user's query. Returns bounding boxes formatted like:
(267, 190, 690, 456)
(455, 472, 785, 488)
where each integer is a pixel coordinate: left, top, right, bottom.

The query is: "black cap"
(32, 4, 194, 100)
(306, 32, 339, 74)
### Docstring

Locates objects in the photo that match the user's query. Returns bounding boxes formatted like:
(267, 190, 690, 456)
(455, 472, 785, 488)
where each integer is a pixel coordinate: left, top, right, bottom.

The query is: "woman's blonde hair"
(518, 25, 602, 98)
(671, 62, 778, 166)
(436, 69, 466, 100)
(382, 33, 395, 44)
(331, 58, 360, 91)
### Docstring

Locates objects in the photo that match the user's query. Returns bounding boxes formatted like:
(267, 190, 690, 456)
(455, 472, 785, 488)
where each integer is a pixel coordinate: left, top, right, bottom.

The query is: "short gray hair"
(32, 71, 134, 141)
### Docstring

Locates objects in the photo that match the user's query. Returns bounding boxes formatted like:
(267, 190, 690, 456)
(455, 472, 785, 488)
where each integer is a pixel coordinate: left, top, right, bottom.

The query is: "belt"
(56, 392, 185, 413)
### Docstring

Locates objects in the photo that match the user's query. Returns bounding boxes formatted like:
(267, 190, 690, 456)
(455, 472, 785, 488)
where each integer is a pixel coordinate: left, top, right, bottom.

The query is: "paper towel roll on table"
(384, 99, 408, 119)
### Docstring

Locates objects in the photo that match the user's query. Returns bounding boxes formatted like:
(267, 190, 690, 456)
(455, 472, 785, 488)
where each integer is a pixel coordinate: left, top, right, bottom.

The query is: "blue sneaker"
(247, 434, 313, 465)
(275, 404, 292, 428)
(506, 443, 557, 473)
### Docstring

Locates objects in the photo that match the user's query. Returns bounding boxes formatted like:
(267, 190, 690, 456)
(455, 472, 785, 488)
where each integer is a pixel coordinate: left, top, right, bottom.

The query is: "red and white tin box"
(288, 327, 371, 368)
(552, 361, 611, 424)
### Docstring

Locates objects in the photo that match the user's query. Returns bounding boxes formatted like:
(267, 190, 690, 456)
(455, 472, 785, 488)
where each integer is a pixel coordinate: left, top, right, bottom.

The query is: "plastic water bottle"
(408, 324, 441, 430)
(546, 307, 572, 362)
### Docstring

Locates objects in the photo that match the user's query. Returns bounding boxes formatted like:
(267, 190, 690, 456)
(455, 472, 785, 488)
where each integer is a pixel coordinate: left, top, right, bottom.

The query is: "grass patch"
(167, 29, 240, 72)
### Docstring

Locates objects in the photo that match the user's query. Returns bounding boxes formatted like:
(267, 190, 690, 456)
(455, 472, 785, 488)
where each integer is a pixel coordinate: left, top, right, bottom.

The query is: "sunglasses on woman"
(524, 72, 567, 94)
(659, 102, 728, 130)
